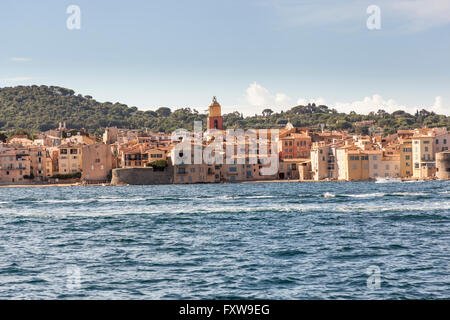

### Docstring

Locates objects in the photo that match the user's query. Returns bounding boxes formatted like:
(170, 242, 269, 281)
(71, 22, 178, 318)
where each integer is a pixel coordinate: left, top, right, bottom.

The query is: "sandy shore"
(0, 183, 108, 188)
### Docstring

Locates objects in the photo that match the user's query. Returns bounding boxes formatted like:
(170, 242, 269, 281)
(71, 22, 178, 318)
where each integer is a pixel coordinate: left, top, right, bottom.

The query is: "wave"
(388, 192, 429, 197)
(346, 193, 385, 198)
(375, 178, 402, 184)
(323, 192, 336, 198)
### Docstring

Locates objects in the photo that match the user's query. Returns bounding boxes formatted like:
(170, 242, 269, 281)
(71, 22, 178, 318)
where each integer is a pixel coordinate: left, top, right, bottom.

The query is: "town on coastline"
(1, 97, 450, 186)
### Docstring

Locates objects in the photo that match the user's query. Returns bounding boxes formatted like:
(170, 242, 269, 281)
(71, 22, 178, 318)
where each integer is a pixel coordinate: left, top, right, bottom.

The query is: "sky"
(0, 0, 449, 116)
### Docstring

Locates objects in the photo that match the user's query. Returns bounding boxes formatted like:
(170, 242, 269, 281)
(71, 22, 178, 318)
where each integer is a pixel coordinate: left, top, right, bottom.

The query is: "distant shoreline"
(0, 183, 105, 188)
(0, 178, 436, 188)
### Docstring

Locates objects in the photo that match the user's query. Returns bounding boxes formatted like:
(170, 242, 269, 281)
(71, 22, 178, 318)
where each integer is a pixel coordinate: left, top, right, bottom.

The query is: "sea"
(0, 180, 449, 299)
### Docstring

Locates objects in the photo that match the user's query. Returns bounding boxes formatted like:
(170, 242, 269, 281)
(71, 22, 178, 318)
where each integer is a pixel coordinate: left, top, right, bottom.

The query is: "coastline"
(0, 183, 107, 188)
(0, 177, 436, 188)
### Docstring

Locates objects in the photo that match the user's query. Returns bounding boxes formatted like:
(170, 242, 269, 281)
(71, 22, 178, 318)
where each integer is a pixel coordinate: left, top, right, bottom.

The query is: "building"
(310, 143, 338, 180)
(103, 127, 119, 144)
(368, 150, 400, 179)
(0, 149, 31, 184)
(412, 134, 435, 179)
(279, 132, 311, 159)
(336, 145, 369, 181)
(29, 146, 47, 181)
(399, 139, 413, 178)
(433, 128, 450, 153)
(81, 143, 113, 182)
(57, 143, 83, 174)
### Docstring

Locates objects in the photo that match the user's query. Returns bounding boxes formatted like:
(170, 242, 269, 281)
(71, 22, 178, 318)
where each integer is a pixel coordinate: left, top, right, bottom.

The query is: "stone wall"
(436, 152, 450, 180)
(110, 166, 173, 185)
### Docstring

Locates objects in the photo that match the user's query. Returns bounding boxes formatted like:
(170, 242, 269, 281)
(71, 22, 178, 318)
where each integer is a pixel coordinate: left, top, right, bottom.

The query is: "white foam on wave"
(346, 193, 385, 198)
(323, 192, 336, 198)
(390, 192, 428, 197)
(375, 177, 402, 184)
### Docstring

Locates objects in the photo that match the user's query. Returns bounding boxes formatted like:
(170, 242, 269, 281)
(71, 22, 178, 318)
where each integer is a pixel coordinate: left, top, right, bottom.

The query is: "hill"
(0, 85, 448, 136)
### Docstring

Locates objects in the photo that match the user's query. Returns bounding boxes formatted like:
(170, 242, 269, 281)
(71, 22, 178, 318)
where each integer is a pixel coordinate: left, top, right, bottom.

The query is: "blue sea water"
(0, 181, 449, 299)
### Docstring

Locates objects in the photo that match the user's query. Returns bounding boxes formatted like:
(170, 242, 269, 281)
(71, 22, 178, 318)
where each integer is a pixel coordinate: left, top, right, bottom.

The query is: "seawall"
(110, 167, 173, 185)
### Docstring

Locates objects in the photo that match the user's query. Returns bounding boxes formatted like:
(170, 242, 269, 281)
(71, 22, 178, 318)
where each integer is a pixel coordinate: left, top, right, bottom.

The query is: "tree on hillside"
(262, 108, 274, 117)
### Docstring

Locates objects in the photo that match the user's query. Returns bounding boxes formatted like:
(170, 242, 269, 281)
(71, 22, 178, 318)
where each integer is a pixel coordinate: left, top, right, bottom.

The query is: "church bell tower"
(207, 96, 223, 130)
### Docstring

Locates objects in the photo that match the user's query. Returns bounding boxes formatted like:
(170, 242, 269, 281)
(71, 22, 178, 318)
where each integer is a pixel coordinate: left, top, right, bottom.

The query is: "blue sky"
(1, 0, 449, 115)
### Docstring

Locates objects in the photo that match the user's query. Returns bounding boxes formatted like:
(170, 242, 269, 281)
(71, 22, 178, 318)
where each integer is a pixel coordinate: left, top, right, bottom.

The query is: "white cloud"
(430, 96, 449, 115)
(334, 94, 409, 114)
(243, 83, 449, 116)
(10, 57, 31, 62)
(334, 94, 449, 116)
(245, 82, 292, 110)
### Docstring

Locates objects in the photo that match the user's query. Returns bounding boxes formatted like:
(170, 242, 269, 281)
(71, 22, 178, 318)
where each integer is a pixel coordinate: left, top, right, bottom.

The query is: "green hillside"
(0, 85, 448, 136)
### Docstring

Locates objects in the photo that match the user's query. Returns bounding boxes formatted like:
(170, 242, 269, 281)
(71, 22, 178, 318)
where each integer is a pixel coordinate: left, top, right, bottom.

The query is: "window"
(229, 167, 237, 172)
(373, 156, 377, 160)
(60, 149, 67, 154)
(436, 139, 439, 144)
(444, 139, 447, 145)
(374, 164, 378, 170)
(405, 155, 410, 160)
(190, 168, 195, 173)
(353, 164, 357, 170)
(386, 165, 390, 170)
(425, 147, 429, 152)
